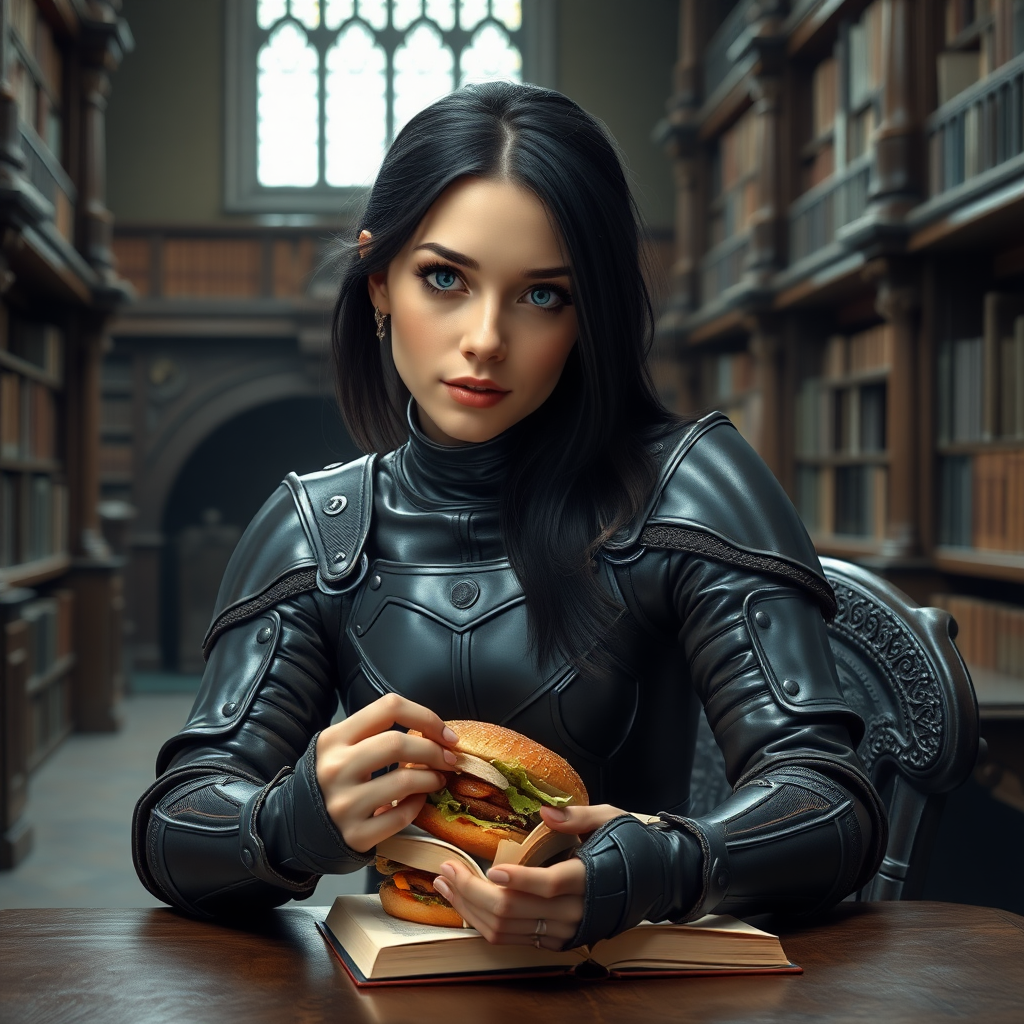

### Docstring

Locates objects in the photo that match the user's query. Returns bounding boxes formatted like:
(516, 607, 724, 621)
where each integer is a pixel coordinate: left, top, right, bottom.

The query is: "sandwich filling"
(428, 758, 574, 833)
(377, 857, 451, 906)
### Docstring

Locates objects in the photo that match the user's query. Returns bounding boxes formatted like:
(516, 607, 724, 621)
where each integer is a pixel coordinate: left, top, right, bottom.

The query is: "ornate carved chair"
(688, 556, 980, 901)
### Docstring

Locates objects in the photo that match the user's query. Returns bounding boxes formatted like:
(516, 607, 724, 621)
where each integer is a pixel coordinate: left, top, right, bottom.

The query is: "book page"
(375, 831, 487, 879)
(492, 821, 579, 867)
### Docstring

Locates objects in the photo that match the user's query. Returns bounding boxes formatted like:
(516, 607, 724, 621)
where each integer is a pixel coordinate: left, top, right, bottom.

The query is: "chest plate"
(343, 558, 640, 765)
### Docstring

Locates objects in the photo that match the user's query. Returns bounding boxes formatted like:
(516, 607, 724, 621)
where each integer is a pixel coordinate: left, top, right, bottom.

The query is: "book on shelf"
(937, 50, 981, 106)
(932, 592, 1024, 678)
(812, 57, 837, 141)
(318, 894, 797, 987)
(971, 449, 1024, 551)
(1, 372, 20, 457)
(938, 455, 973, 547)
(22, 596, 59, 679)
(834, 464, 886, 539)
(848, 1, 884, 109)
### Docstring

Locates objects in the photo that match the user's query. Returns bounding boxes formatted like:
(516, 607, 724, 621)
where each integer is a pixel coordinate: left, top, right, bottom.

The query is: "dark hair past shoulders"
(332, 81, 678, 675)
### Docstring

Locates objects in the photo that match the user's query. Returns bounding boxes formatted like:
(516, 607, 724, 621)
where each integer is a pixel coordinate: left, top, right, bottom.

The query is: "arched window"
(226, 0, 556, 212)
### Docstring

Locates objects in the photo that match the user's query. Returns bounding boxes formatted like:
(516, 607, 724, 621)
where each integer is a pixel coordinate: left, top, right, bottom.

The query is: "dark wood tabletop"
(2, 900, 1022, 1024)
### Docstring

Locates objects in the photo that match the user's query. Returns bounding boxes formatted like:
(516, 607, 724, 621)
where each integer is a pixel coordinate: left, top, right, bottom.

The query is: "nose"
(459, 293, 505, 362)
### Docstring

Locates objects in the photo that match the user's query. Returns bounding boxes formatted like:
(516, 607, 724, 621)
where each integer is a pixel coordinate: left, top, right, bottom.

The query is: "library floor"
(0, 686, 367, 909)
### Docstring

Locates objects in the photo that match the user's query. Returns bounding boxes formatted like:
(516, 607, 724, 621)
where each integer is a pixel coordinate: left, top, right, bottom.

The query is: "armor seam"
(640, 524, 837, 619)
(203, 568, 319, 660)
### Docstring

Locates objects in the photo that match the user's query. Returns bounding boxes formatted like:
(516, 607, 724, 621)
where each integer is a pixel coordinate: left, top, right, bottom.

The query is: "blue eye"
(528, 287, 558, 307)
(428, 268, 459, 290)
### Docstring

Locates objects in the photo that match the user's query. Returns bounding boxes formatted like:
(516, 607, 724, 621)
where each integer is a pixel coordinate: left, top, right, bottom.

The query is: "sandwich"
(414, 720, 588, 859)
(376, 720, 588, 927)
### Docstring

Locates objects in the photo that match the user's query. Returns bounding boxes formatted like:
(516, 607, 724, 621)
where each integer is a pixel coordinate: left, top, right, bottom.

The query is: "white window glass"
(325, 0, 354, 27)
(290, 0, 321, 29)
(326, 23, 387, 185)
(460, 22, 520, 86)
(491, 0, 520, 31)
(393, 0, 421, 31)
(458, 0, 487, 30)
(357, 0, 388, 29)
(257, 22, 320, 185)
(393, 22, 454, 136)
(425, 0, 456, 30)
(257, 0, 288, 28)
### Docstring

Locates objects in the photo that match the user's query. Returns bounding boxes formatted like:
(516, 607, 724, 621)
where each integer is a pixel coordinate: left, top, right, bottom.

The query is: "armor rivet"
(450, 579, 481, 609)
(256, 626, 273, 644)
(241, 848, 254, 868)
(717, 873, 728, 888)
(370, 575, 382, 590)
(755, 610, 771, 628)
(355, 625, 363, 636)
(649, 441, 664, 454)
(783, 678, 800, 696)
(334, 552, 347, 563)
(222, 702, 237, 716)
(323, 495, 348, 516)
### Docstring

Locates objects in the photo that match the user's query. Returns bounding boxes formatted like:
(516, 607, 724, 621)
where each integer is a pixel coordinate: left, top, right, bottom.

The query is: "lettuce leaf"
(427, 788, 521, 831)
(492, 761, 574, 808)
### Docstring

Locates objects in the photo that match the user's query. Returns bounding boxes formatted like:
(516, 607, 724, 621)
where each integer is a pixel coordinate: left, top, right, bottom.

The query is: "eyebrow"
(414, 242, 572, 279)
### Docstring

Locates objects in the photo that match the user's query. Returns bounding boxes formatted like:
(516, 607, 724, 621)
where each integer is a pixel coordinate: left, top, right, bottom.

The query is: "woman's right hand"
(314, 693, 459, 853)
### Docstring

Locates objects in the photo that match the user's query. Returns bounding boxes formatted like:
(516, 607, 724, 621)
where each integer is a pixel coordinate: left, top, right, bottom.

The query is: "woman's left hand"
(431, 804, 626, 949)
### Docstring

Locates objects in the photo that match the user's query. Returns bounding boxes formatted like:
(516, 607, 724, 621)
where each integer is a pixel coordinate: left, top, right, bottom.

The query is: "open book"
(317, 895, 799, 986)
(376, 820, 579, 879)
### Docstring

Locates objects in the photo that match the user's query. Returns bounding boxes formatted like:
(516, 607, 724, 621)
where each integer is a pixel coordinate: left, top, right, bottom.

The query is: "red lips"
(442, 377, 510, 409)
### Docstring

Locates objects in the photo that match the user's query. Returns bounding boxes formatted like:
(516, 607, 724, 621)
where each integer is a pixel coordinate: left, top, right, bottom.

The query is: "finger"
(340, 731, 458, 779)
(334, 692, 459, 747)
(337, 765, 447, 822)
(440, 860, 584, 927)
(432, 874, 578, 945)
(343, 792, 428, 852)
(484, 858, 587, 900)
(540, 803, 627, 834)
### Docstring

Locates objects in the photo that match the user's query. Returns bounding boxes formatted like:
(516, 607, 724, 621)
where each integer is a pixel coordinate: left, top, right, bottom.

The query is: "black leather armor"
(132, 409, 887, 938)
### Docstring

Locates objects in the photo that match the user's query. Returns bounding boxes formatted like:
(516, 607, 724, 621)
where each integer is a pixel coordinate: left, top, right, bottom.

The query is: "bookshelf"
(0, 0, 131, 868)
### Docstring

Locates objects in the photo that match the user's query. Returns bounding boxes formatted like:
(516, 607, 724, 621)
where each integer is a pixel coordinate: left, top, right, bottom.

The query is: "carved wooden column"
(874, 264, 920, 558)
(658, 0, 701, 322)
(79, 2, 132, 287)
(870, 0, 917, 218)
(745, 72, 781, 288)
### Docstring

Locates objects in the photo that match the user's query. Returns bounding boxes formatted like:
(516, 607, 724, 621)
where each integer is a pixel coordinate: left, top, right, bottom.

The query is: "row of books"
(938, 451, 1024, 550)
(848, 1, 884, 110)
(0, 373, 58, 461)
(6, 318, 64, 378)
(943, 0, 1024, 69)
(22, 591, 73, 681)
(706, 350, 754, 401)
(795, 380, 887, 458)
(796, 464, 887, 539)
(821, 326, 894, 379)
(9, 0, 63, 157)
(28, 673, 70, 766)
(937, 299, 1024, 445)
(811, 57, 838, 140)
(931, 592, 1024, 679)
(0, 473, 68, 566)
(161, 238, 264, 299)
(711, 181, 760, 245)
(717, 108, 758, 196)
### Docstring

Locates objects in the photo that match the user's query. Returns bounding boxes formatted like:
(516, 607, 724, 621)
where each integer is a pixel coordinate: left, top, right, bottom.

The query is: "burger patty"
(458, 796, 528, 829)
(450, 775, 511, 808)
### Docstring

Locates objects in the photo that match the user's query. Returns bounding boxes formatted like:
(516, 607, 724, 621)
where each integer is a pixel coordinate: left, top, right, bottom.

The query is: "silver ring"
(534, 918, 547, 936)
(532, 935, 542, 949)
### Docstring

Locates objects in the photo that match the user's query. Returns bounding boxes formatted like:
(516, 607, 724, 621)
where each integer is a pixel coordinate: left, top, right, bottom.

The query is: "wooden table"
(2, 901, 1021, 1023)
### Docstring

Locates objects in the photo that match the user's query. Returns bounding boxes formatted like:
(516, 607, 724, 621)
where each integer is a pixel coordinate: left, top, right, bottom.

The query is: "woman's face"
(365, 176, 578, 446)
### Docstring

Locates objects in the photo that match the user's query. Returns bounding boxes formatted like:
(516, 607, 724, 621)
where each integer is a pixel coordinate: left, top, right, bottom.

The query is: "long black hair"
(332, 81, 674, 675)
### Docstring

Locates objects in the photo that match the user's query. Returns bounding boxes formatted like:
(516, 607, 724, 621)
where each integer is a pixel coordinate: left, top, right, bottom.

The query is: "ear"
(367, 270, 389, 314)
(359, 229, 391, 315)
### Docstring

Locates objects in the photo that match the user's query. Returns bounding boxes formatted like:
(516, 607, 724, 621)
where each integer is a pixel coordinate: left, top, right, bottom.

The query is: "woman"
(132, 82, 886, 950)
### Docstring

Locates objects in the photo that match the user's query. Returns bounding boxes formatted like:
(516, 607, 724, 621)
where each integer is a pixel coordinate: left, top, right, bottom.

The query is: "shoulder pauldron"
(201, 455, 376, 658)
(605, 413, 836, 618)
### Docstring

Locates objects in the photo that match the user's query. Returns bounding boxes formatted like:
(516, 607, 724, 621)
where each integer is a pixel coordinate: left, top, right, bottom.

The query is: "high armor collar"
(395, 399, 518, 508)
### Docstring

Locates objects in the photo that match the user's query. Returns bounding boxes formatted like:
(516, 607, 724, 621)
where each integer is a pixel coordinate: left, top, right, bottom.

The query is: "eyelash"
(414, 261, 574, 313)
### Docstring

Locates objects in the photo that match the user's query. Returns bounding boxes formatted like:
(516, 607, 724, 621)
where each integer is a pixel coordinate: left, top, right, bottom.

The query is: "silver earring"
(374, 307, 388, 342)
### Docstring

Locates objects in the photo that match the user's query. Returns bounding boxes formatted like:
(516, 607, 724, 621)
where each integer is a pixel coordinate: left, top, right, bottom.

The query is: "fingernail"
(443, 749, 458, 765)
(545, 807, 569, 822)
(487, 868, 510, 885)
(433, 877, 452, 899)
(438, 861, 456, 879)
(442, 726, 459, 744)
